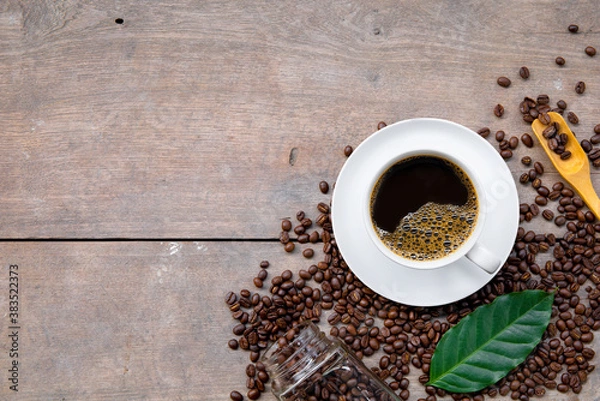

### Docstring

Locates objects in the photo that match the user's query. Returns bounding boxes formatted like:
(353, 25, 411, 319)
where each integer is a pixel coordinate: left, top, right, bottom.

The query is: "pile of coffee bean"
(225, 24, 600, 401)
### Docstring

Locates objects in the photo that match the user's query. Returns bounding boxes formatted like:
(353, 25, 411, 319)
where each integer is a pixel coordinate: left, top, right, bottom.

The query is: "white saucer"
(331, 118, 519, 307)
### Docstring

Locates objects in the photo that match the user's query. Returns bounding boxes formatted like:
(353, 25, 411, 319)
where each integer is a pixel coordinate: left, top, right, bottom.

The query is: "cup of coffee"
(331, 118, 519, 305)
(364, 151, 499, 273)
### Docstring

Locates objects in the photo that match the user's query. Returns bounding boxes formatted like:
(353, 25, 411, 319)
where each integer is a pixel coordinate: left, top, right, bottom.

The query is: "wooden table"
(1, 1, 600, 400)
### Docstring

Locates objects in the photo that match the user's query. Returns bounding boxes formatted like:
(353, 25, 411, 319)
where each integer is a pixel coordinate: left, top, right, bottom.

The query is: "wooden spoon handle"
(570, 173, 600, 220)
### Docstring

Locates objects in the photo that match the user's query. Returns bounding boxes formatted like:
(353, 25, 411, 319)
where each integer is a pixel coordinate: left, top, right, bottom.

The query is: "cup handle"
(466, 243, 501, 274)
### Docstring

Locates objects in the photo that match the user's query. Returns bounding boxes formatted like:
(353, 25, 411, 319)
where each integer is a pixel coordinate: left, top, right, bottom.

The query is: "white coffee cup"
(363, 149, 500, 273)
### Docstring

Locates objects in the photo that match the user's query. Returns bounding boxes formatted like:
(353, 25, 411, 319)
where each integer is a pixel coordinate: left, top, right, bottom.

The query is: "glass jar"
(262, 321, 401, 401)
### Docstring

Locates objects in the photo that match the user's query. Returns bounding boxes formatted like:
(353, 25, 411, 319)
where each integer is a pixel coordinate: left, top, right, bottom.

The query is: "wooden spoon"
(531, 112, 600, 219)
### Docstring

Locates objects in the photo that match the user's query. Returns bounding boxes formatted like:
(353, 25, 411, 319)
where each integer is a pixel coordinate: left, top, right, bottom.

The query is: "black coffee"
(370, 155, 478, 261)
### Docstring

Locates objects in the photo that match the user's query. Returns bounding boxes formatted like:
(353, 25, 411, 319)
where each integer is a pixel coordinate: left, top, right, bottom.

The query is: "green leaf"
(428, 290, 554, 393)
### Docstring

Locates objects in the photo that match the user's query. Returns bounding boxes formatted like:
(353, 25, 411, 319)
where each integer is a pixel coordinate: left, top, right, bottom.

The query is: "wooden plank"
(0, 1, 599, 238)
(0, 241, 599, 400)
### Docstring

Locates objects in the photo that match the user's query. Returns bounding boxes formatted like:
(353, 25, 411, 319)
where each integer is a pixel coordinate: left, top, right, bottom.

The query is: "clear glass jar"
(262, 321, 401, 401)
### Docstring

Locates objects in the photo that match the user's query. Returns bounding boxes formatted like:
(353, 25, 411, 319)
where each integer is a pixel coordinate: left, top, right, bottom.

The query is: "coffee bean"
(495, 130, 505, 142)
(284, 242, 295, 252)
(586, 46, 597, 57)
(543, 124, 557, 138)
(519, 66, 530, 79)
(543, 209, 555, 221)
(568, 111, 579, 124)
(534, 161, 544, 174)
(319, 180, 329, 194)
(520, 173, 530, 184)
(581, 139, 593, 152)
(548, 190, 561, 200)
(555, 56, 566, 66)
(561, 151, 572, 160)
(253, 277, 263, 288)
(281, 219, 292, 232)
(535, 195, 548, 206)
(595, 124, 600, 134)
(509, 136, 519, 149)
(247, 389, 260, 400)
(230, 390, 244, 401)
(302, 248, 314, 258)
(343, 145, 353, 157)
(497, 76, 511, 87)
(539, 111, 552, 125)
(575, 81, 586, 95)
(500, 149, 512, 159)
(589, 135, 600, 146)
(568, 24, 579, 33)
(555, 215, 567, 226)
(377, 121, 387, 130)
(521, 156, 532, 166)
(538, 94, 550, 105)
(225, 291, 238, 306)
(494, 104, 505, 117)
(477, 127, 491, 138)
(590, 148, 600, 160)
(521, 133, 534, 147)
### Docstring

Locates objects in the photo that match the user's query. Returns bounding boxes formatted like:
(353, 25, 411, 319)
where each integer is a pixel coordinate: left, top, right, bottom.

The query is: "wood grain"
(2, 1, 600, 400)
(0, 0, 598, 238)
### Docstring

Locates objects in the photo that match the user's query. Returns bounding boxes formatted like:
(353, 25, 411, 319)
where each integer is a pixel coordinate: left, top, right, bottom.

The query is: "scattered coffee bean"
(230, 390, 244, 401)
(495, 130, 505, 142)
(302, 248, 314, 258)
(555, 215, 567, 226)
(343, 145, 353, 157)
(497, 76, 512, 87)
(575, 81, 586, 94)
(283, 242, 295, 252)
(519, 66, 530, 79)
(568, 24, 579, 33)
(500, 149, 512, 159)
(247, 389, 260, 400)
(281, 219, 292, 232)
(494, 103, 505, 117)
(581, 139, 593, 153)
(590, 135, 600, 145)
(538, 94, 550, 105)
(557, 100, 567, 109)
(521, 133, 534, 147)
(567, 111, 579, 124)
(585, 46, 596, 57)
(534, 161, 544, 174)
(509, 136, 519, 149)
(477, 127, 491, 138)
(595, 124, 600, 135)
(521, 156, 532, 166)
(555, 56, 566, 66)
(543, 209, 555, 221)
(377, 121, 387, 130)
(319, 181, 329, 194)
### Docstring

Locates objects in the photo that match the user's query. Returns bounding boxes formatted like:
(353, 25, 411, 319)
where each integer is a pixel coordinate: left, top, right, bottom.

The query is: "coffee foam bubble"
(377, 198, 478, 261)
